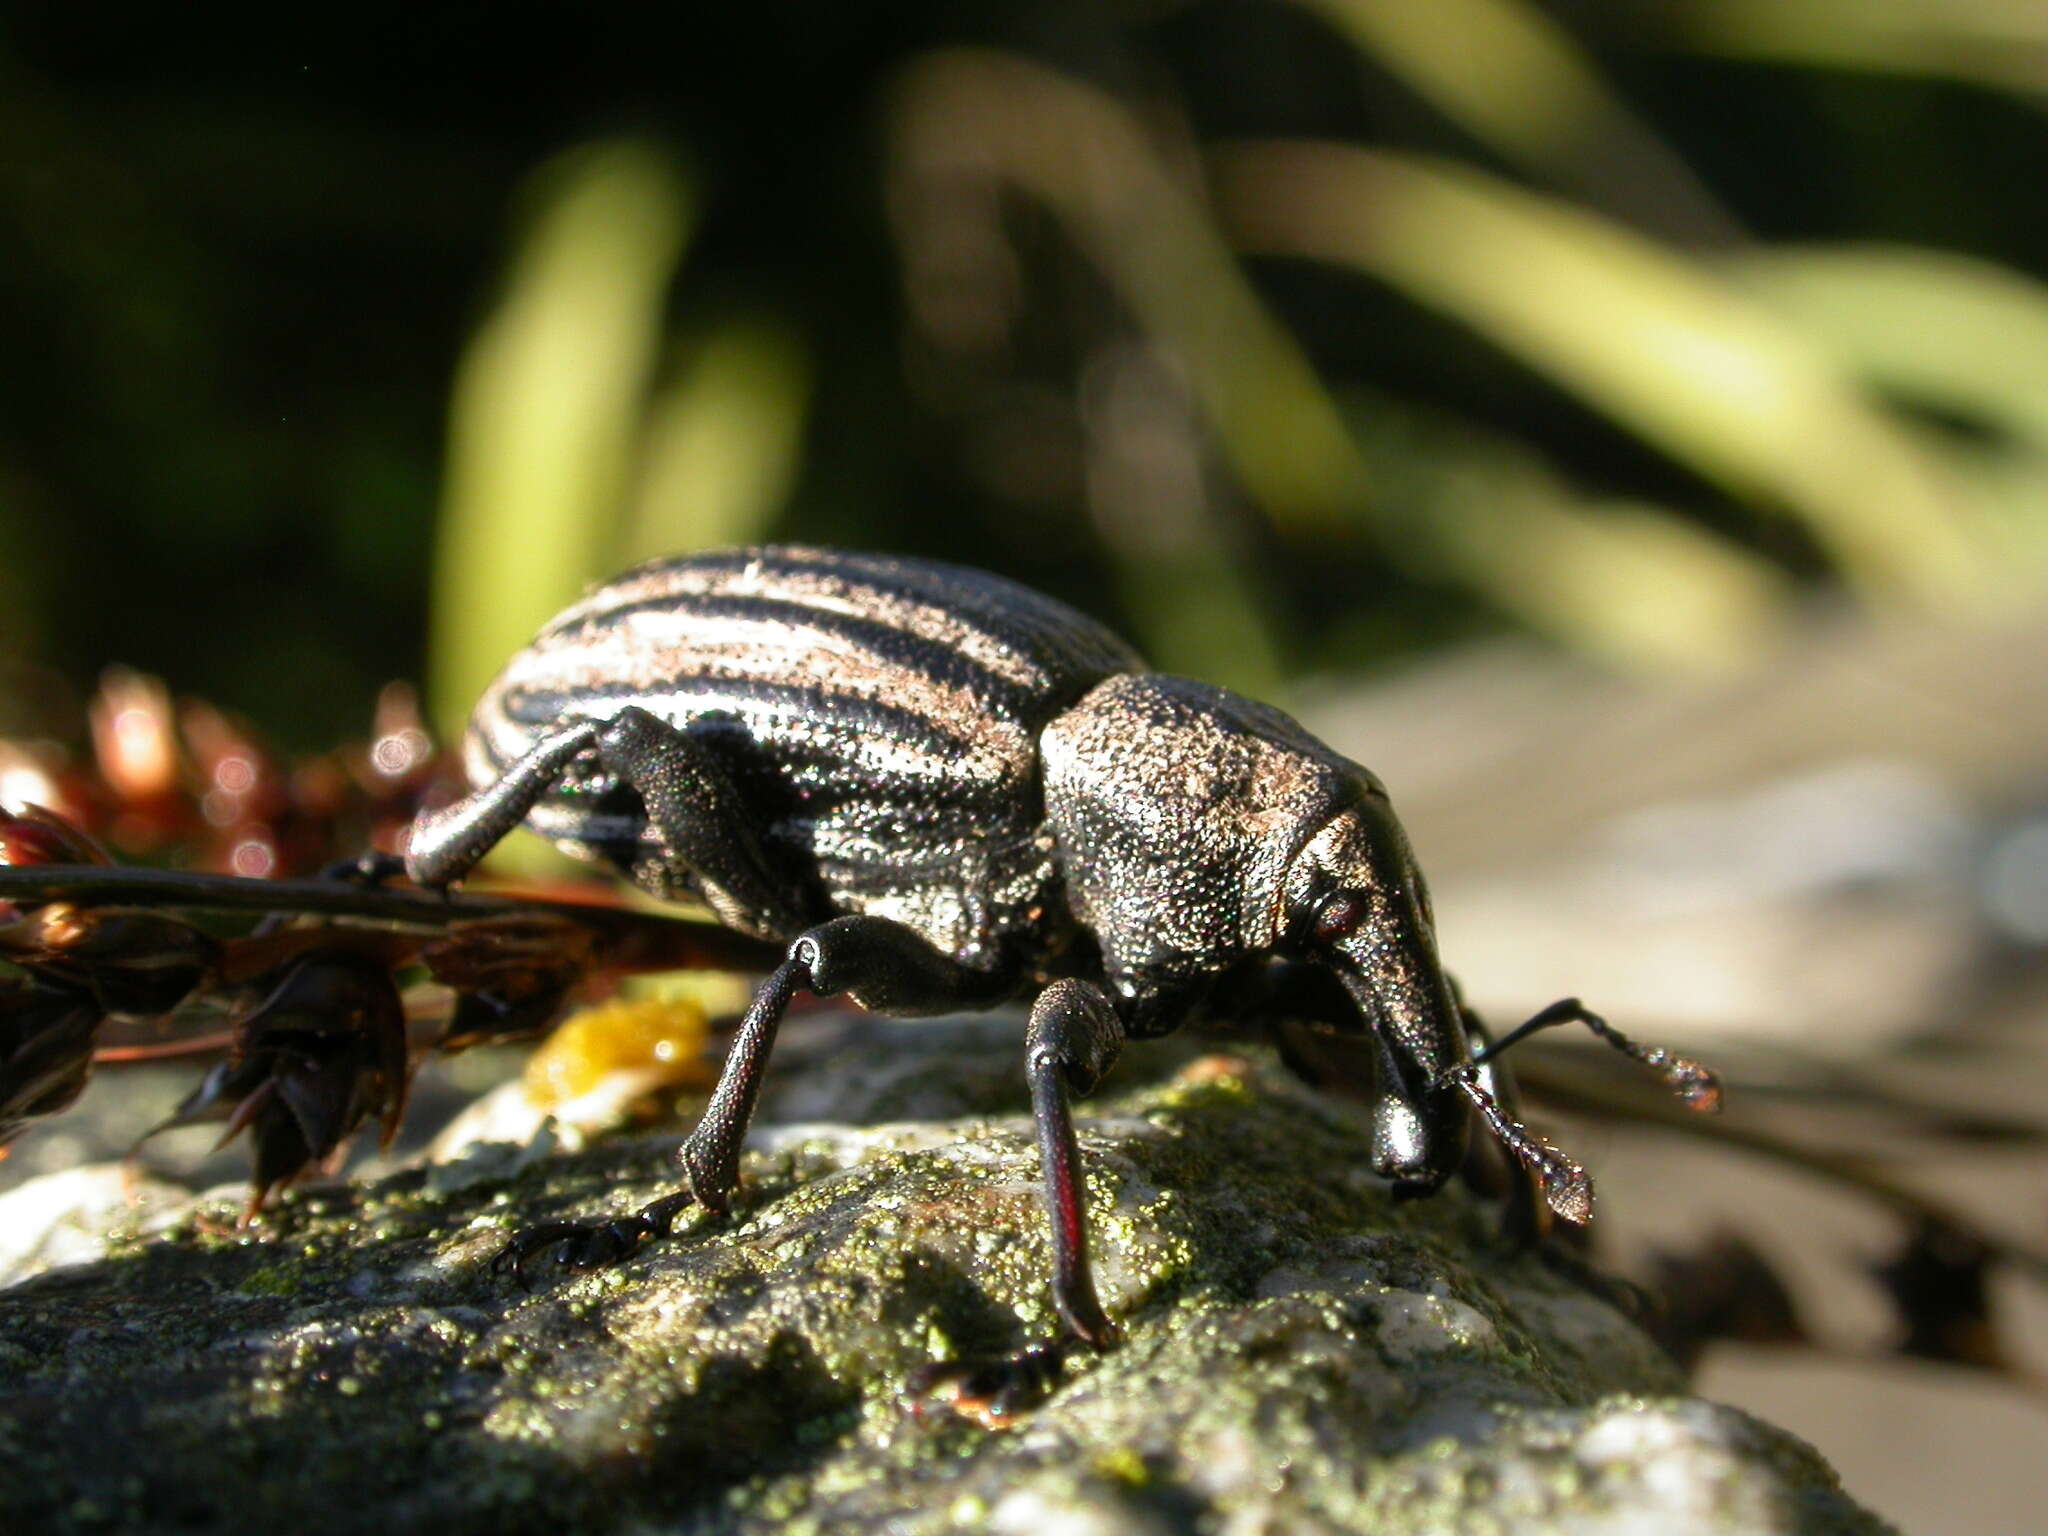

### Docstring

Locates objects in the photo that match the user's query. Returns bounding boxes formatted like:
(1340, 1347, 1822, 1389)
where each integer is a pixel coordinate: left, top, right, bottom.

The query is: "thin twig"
(0, 865, 782, 974)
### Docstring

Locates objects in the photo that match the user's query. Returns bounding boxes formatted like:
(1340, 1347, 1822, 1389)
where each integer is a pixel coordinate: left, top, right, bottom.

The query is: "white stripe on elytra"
(545, 550, 1062, 691)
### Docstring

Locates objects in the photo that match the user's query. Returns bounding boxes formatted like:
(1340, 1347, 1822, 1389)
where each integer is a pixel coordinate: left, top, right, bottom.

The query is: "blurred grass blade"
(1217, 141, 1995, 608)
(1295, 0, 1736, 242)
(1078, 342, 1286, 695)
(1665, 0, 2048, 99)
(623, 315, 812, 565)
(431, 141, 694, 739)
(1351, 398, 1790, 670)
(1730, 245, 2048, 455)
(1481, 494, 1788, 670)
(890, 49, 1370, 538)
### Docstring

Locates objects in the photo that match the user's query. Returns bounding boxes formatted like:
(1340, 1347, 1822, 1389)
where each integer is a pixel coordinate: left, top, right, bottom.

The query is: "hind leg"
(405, 707, 813, 937)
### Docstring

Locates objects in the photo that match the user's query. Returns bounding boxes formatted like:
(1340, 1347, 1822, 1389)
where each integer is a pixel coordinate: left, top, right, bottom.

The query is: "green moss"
(0, 1040, 1888, 1535)
(235, 1264, 301, 1297)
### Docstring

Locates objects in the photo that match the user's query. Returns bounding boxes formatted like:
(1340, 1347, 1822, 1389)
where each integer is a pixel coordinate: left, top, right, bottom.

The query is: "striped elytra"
(466, 546, 1145, 969)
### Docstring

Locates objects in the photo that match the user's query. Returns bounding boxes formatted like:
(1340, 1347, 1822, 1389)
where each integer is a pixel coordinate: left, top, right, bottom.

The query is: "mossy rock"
(0, 1016, 1889, 1534)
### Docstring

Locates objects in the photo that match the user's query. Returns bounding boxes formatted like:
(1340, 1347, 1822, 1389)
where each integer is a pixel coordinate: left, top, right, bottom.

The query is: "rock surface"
(0, 1014, 1892, 1534)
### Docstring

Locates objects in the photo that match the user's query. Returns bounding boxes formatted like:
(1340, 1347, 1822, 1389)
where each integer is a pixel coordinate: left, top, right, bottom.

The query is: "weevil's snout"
(1284, 797, 1476, 1193)
(1287, 795, 1594, 1223)
(1287, 798, 1465, 1072)
(1370, 1076, 1469, 1198)
(1336, 967, 1471, 1195)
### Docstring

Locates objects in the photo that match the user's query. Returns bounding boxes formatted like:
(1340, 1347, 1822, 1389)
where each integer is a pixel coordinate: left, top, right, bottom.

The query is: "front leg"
(912, 977, 1128, 1425)
(1023, 978, 1126, 1347)
(1471, 995, 1721, 1112)
(494, 914, 1007, 1282)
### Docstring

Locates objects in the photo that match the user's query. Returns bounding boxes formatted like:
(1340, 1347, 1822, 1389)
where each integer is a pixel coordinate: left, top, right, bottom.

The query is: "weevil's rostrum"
(406, 544, 1717, 1375)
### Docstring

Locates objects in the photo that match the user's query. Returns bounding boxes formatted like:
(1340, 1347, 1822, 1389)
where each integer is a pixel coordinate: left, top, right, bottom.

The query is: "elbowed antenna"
(1473, 997, 1722, 1113)
(1440, 1063, 1594, 1224)
(1446, 994, 1726, 1223)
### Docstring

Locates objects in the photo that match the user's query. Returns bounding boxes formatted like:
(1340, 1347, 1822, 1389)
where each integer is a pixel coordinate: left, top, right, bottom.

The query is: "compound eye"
(1314, 891, 1368, 942)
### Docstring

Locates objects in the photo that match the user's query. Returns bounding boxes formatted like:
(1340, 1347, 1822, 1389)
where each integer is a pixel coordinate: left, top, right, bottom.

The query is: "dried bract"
(421, 913, 596, 1050)
(0, 981, 103, 1149)
(159, 951, 412, 1205)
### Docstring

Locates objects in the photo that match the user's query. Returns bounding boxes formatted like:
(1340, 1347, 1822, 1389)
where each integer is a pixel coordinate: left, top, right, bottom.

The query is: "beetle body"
(408, 545, 1713, 1361)
(465, 546, 1137, 978)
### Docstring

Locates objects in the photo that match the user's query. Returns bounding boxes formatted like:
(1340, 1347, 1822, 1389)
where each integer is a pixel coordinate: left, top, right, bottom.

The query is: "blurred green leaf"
(1730, 245, 2048, 456)
(1348, 394, 1791, 670)
(429, 141, 695, 740)
(1216, 141, 2000, 609)
(1664, 0, 2048, 100)
(623, 316, 812, 565)
(1295, 0, 1735, 241)
(892, 50, 1372, 691)
(891, 50, 1371, 539)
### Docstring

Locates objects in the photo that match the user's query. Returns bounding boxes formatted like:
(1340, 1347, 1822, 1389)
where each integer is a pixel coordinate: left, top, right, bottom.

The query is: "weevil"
(402, 545, 1717, 1367)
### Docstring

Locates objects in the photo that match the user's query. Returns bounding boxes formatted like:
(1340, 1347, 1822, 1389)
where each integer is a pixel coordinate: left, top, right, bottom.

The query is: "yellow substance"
(521, 995, 714, 1108)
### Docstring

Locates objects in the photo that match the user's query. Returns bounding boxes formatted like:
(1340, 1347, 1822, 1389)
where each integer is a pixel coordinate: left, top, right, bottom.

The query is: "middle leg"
(1022, 977, 1127, 1348)
(908, 976, 1127, 1427)
(494, 912, 1009, 1284)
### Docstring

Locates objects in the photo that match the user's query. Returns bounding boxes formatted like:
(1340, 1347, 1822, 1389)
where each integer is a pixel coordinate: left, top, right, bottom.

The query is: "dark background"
(6, 1, 2042, 744)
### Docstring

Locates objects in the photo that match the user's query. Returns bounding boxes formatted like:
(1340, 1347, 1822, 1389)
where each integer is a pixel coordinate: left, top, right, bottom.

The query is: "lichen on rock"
(0, 1012, 1890, 1534)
